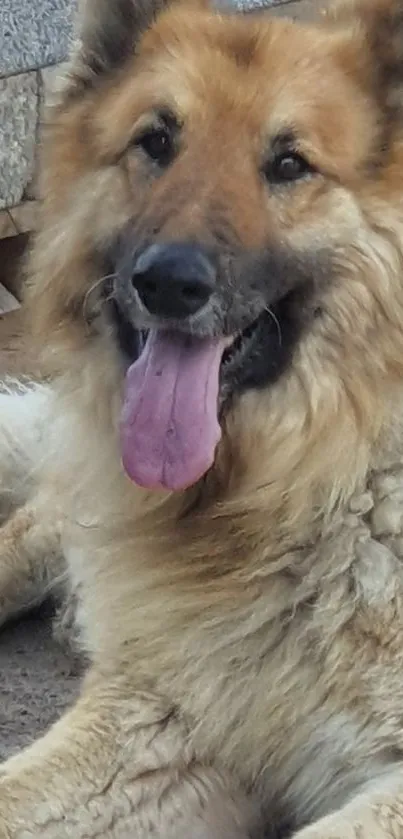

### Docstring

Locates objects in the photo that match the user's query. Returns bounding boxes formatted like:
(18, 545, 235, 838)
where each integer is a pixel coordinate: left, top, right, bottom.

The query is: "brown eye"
(137, 128, 173, 166)
(267, 152, 313, 184)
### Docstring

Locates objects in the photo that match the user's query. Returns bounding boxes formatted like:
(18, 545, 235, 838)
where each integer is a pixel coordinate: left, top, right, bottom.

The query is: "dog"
(3, 0, 403, 834)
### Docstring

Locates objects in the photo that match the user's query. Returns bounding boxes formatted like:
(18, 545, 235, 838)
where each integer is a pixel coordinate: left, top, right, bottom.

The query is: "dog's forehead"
(141, 11, 336, 83)
(136, 11, 356, 124)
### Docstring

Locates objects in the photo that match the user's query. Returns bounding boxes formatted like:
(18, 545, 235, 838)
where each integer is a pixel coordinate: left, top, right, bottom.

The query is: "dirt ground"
(0, 606, 80, 759)
(0, 309, 81, 759)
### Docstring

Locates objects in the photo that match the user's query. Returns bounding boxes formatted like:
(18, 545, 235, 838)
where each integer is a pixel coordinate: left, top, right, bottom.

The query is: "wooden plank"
(0, 283, 20, 316)
(0, 310, 40, 379)
(0, 234, 29, 302)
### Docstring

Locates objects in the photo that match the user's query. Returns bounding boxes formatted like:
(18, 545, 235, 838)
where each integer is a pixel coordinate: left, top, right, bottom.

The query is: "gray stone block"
(224, 0, 294, 7)
(0, 0, 76, 78)
(0, 73, 38, 210)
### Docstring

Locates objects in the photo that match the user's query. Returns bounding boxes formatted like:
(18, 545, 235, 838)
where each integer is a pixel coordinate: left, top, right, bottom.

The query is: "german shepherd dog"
(3, 0, 403, 834)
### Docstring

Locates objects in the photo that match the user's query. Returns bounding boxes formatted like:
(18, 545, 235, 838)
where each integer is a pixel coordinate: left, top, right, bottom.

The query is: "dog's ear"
(76, 0, 168, 78)
(325, 0, 403, 117)
(67, 0, 208, 94)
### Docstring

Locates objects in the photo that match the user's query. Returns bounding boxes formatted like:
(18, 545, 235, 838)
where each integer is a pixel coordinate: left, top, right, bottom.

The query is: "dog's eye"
(136, 128, 173, 166)
(267, 152, 313, 184)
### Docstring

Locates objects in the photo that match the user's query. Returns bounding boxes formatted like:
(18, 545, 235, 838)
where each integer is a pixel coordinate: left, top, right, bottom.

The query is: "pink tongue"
(120, 330, 227, 491)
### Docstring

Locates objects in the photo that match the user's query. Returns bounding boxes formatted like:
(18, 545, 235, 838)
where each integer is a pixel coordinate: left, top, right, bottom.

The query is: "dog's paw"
(294, 811, 384, 839)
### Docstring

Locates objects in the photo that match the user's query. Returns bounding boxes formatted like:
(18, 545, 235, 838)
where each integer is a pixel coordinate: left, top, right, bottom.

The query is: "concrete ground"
(0, 606, 80, 759)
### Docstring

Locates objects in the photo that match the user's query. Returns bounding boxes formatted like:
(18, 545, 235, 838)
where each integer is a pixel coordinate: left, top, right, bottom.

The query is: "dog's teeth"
(221, 320, 260, 368)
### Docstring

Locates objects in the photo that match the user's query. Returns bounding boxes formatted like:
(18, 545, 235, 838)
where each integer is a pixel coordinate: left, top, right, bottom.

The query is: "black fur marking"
(109, 299, 143, 363)
(223, 284, 313, 398)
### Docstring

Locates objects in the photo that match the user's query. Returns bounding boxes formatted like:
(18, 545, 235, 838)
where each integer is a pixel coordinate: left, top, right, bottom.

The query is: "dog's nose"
(132, 243, 215, 319)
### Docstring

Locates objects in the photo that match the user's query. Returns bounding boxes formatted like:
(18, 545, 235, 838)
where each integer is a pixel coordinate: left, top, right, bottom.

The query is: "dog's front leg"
(293, 771, 403, 839)
(0, 671, 258, 838)
(0, 502, 63, 627)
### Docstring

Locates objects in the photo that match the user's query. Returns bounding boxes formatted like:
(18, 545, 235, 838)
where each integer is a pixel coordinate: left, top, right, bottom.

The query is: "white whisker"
(265, 306, 282, 348)
(82, 273, 116, 325)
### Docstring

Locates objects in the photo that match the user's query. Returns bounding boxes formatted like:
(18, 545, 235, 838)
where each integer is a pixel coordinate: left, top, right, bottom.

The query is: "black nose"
(131, 243, 215, 319)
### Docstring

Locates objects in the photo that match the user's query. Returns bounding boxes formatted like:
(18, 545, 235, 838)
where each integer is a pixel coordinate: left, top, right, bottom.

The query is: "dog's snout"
(131, 243, 215, 319)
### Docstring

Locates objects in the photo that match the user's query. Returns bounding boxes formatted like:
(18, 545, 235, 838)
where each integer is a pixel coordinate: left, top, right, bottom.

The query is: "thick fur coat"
(3, 0, 403, 836)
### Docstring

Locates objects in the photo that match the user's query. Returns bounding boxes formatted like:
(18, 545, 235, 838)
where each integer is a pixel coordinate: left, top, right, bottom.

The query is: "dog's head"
(29, 0, 403, 495)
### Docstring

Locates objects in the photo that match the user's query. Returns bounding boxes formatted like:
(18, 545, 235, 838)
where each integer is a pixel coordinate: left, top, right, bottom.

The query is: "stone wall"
(0, 0, 74, 236)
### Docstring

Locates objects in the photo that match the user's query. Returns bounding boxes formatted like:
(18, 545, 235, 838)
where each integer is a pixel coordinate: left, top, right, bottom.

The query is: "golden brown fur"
(4, 0, 403, 835)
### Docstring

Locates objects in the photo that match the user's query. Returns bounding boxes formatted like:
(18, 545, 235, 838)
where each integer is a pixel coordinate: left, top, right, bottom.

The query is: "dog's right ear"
(78, 0, 168, 76)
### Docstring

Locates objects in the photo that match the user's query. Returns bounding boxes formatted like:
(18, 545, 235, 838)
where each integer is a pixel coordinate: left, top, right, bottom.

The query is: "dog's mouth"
(221, 317, 262, 370)
(111, 305, 264, 492)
